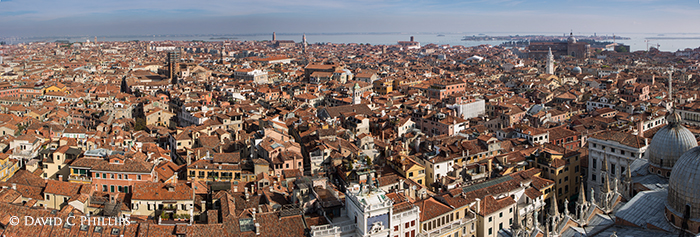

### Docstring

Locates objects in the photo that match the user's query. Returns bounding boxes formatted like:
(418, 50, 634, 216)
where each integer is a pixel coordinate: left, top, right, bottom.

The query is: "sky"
(1, 0, 700, 37)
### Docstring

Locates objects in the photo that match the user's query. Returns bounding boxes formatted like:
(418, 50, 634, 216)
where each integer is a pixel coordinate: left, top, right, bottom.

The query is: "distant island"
(462, 34, 630, 41)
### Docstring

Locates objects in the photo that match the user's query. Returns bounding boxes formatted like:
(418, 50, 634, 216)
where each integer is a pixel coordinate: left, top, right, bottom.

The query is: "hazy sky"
(2, 0, 700, 37)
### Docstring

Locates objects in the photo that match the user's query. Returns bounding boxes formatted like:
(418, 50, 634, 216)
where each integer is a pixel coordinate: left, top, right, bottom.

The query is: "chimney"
(245, 187, 249, 200)
(255, 223, 261, 235)
(58, 175, 63, 181)
(201, 200, 206, 212)
(475, 198, 481, 214)
(637, 119, 644, 138)
(487, 159, 492, 172)
(12, 184, 16, 190)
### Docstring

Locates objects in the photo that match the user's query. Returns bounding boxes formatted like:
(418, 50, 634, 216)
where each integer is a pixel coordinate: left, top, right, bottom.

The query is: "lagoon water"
(8, 32, 700, 52)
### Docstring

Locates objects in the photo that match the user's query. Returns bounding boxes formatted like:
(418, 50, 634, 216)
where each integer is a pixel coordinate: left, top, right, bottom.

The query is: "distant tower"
(352, 83, 361, 105)
(94, 36, 97, 44)
(220, 42, 225, 63)
(410, 36, 414, 42)
(546, 47, 554, 75)
(272, 32, 277, 41)
(302, 34, 307, 53)
(669, 66, 673, 103)
(167, 51, 180, 84)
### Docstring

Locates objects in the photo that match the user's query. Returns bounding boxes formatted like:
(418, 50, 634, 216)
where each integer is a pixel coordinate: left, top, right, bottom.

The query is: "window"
(405, 222, 409, 228)
(102, 185, 108, 192)
(488, 228, 492, 235)
(110, 185, 115, 192)
(103, 173, 107, 179)
(489, 217, 492, 222)
(499, 223, 503, 230)
(611, 164, 616, 175)
(499, 212, 503, 218)
(592, 158, 597, 169)
(592, 174, 596, 182)
(124, 174, 128, 180)
(409, 172, 414, 177)
(394, 225, 399, 231)
(509, 207, 513, 213)
(565, 185, 569, 193)
(118, 174, 122, 179)
(564, 176, 568, 182)
(46, 195, 50, 200)
(111, 174, 115, 179)
(137, 175, 142, 180)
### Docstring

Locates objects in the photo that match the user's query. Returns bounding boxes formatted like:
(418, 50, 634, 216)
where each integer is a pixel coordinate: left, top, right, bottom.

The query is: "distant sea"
(5, 32, 700, 52)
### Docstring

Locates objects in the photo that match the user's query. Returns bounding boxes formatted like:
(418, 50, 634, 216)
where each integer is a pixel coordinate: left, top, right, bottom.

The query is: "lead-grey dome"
(668, 147, 700, 220)
(572, 66, 582, 74)
(648, 112, 697, 170)
(567, 33, 577, 44)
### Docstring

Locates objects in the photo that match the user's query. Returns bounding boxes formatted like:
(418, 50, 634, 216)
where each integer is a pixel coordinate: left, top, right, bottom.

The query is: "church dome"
(572, 66, 582, 74)
(567, 33, 577, 44)
(648, 111, 697, 176)
(668, 147, 700, 221)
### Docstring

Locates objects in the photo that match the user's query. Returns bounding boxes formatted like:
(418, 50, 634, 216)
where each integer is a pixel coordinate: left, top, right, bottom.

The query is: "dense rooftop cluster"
(0, 37, 699, 236)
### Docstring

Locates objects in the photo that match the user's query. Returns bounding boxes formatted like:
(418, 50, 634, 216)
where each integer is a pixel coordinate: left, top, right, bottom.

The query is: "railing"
(310, 224, 341, 237)
(418, 213, 477, 237)
(68, 175, 92, 182)
(519, 202, 545, 217)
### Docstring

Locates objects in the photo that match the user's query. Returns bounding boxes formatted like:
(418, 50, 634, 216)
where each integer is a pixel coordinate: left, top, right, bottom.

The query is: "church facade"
(527, 33, 590, 59)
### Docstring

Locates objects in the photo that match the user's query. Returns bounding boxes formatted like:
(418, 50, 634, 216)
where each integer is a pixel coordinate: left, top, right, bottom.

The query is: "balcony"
(161, 205, 178, 211)
(68, 175, 92, 182)
(519, 202, 545, 217)
(310, 224, 341, 237)
(418, 211, 477, 237)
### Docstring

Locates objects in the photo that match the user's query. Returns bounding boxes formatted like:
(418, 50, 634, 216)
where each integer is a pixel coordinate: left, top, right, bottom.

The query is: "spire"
(549, 192, 559, 217)
(601, 153, 608, 172)
(666, 66, 685, 127)
(602, 171, 611, 194)
(625, 163, 632, 181)
(577, 179, 587, 206)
